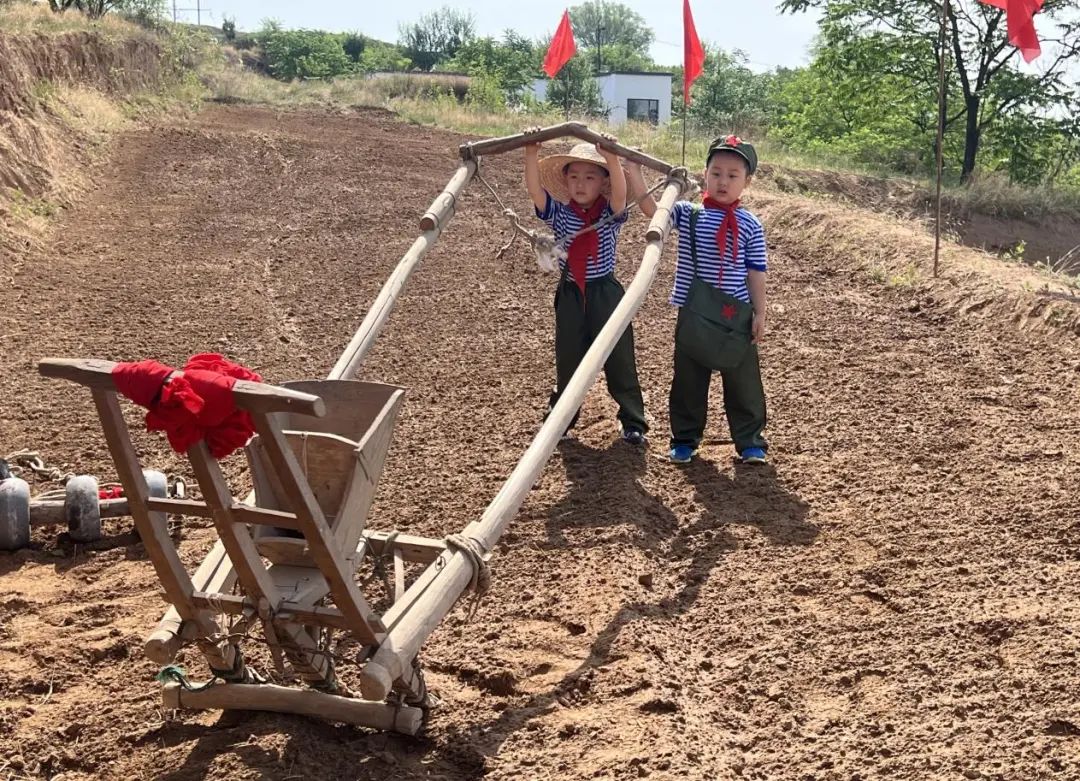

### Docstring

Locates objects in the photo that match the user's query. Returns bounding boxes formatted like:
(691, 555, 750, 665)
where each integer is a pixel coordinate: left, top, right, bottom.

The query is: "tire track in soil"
(0, 104, 1078, 781)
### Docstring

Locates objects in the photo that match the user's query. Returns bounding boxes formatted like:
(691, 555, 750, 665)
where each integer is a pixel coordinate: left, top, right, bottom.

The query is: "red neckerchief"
(702, 195, 740, 288)
(566, 196, 608, 298)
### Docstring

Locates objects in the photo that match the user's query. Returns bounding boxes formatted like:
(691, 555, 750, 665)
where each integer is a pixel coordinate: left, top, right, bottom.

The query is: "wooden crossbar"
(39, 358, 326, 418)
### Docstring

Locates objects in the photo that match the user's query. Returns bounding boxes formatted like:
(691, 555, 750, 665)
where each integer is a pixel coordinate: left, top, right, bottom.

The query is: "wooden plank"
(146, 497, 213, 518)
(232, 505, 302, 531)
(460, 122, 673, 174)
(361, 530, 445, 565)
(332, 390, 404, 552)
(251, 414, 386, 644)
(393, 548, 405, 604)
(162, 682, 424, 735)
(191, 592, 352, 631)
(358, 177, 689, 701)
(39, 359, 326, 418)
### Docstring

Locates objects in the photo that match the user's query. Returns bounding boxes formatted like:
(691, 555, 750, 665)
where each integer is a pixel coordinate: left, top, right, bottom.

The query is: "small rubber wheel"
(0, 477, 31, 550)
(65, 475, 101, 543)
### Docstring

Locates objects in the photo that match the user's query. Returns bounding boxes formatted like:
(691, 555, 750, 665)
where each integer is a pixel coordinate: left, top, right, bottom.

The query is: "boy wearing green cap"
(632, 135, 769, 464)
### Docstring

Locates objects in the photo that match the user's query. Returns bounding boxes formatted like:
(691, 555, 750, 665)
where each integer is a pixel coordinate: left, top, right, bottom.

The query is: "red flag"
(543, 10, 577, 78)
(683, 0, 706, 105)
(979, 0, 1044, 62)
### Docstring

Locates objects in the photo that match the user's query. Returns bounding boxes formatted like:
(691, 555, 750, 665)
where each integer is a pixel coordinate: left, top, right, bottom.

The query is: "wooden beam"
(190, 592, 353, 631)
(361, 530, 446, 565)
(419, 163, 473, 232)
(231, 504, 302, 531)
(358, 175, 689, 701)
(144, 540, 235, 665)
(30, 497, 131, 526)
(91, 390, 238, 675)
(459, 122, 673, 175)
(145, 497, 212, 518)
(162, 682, 424, 735)
(187, 443, 282, 606)
(39, 359, 326, 418)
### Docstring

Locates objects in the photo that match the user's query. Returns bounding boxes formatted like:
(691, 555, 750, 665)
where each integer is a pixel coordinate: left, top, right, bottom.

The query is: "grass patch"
(0, 1, 149, 39)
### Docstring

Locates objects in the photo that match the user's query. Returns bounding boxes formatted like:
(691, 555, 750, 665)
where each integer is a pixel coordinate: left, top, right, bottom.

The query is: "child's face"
(564, 161, 608, 206)
(704, 152, 751, 204)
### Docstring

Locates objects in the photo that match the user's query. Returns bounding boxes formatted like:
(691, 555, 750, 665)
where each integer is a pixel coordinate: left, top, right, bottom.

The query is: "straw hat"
(538, 142, 612, 204)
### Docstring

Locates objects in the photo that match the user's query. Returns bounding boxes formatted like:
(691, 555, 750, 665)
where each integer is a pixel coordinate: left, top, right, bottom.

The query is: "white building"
(531, 71, 673, 127)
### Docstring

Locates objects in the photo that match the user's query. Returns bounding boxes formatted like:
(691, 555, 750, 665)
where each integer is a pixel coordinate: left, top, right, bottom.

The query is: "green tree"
(770, 54, 932, 172)
(546, 52, 605, 117)
(398, 6, 475, 71)
(341, 32, 365, 63)
(686, 48, 775, 137)
(570, 0, 654, 71)
(443, 32, 538, 103)
(358, 40, 411, 72)
(781, 0, 1080, 180)
(258, 26, 353, 81)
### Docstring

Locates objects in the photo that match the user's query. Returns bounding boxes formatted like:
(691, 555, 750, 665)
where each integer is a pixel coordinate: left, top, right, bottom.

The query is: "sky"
(170, 0, 823, 72)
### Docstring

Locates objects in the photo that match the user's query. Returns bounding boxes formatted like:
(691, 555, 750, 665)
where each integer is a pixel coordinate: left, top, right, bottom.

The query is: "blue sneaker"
(739, 447, 767, 464)
(669, 444, 697, 463)
(621, 427, 647, 446)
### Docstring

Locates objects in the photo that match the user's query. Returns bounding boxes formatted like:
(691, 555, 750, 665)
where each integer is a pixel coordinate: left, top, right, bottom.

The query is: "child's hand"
(596, 142, 620, 164)
(752, 312, 766, 344)
(523, 126, 543, 151)
(596, 132, 619, 163)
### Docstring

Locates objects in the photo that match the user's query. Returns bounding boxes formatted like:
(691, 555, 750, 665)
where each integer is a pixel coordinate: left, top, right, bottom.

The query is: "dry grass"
(0, 0, 148, 39)
(752, 188, 1080, 332)
(49, 83, 130, 135)
(203, 64, 475, 109)
(943, 172, 1080, 219)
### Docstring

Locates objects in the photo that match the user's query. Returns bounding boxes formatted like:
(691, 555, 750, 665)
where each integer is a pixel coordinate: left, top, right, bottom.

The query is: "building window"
(627, 98, 659, 124)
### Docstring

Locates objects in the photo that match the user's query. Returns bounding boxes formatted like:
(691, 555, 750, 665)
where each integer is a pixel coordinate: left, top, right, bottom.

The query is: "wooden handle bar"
(38, 358, 326, 418)
(460, 121, 674, 175)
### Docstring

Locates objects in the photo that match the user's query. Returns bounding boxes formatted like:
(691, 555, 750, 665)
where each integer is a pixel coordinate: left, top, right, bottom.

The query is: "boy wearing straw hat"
(630, 135, 769, 465)
(524, 137, 648, 444)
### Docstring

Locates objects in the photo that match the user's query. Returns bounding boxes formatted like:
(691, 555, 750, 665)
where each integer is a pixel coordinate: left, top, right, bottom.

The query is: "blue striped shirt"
(536, 192, 628, 280)
(669, 201, 768, 306)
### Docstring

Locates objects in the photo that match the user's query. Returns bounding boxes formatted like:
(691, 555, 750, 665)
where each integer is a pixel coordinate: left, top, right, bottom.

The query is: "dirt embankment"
(0, 29, 163, 249)
(759, 163, 1080, 270)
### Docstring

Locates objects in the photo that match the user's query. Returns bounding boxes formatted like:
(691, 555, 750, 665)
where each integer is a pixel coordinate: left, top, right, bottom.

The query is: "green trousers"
(550, 274, 648, 433)
(669, 309, 767, 451)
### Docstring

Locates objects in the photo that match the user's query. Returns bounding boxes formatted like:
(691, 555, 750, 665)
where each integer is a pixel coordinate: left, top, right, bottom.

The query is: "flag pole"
(564, 71, 570, 120)
(933, 0, 949, 278)
(681, 101, 688, 167)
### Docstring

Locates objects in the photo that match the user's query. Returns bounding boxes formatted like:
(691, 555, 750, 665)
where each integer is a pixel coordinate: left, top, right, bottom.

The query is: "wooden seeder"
(37, 124, 689, 735)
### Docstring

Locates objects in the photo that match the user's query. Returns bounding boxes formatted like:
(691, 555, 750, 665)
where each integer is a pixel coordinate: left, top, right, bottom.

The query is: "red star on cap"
(722, 303, 737, 319)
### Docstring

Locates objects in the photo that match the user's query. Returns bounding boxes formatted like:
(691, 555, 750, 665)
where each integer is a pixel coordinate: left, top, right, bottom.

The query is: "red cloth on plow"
(112, 353, 262, 458)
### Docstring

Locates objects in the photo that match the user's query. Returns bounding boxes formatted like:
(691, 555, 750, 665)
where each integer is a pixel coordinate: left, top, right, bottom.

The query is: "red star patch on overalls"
(722, 303, 737, 320)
